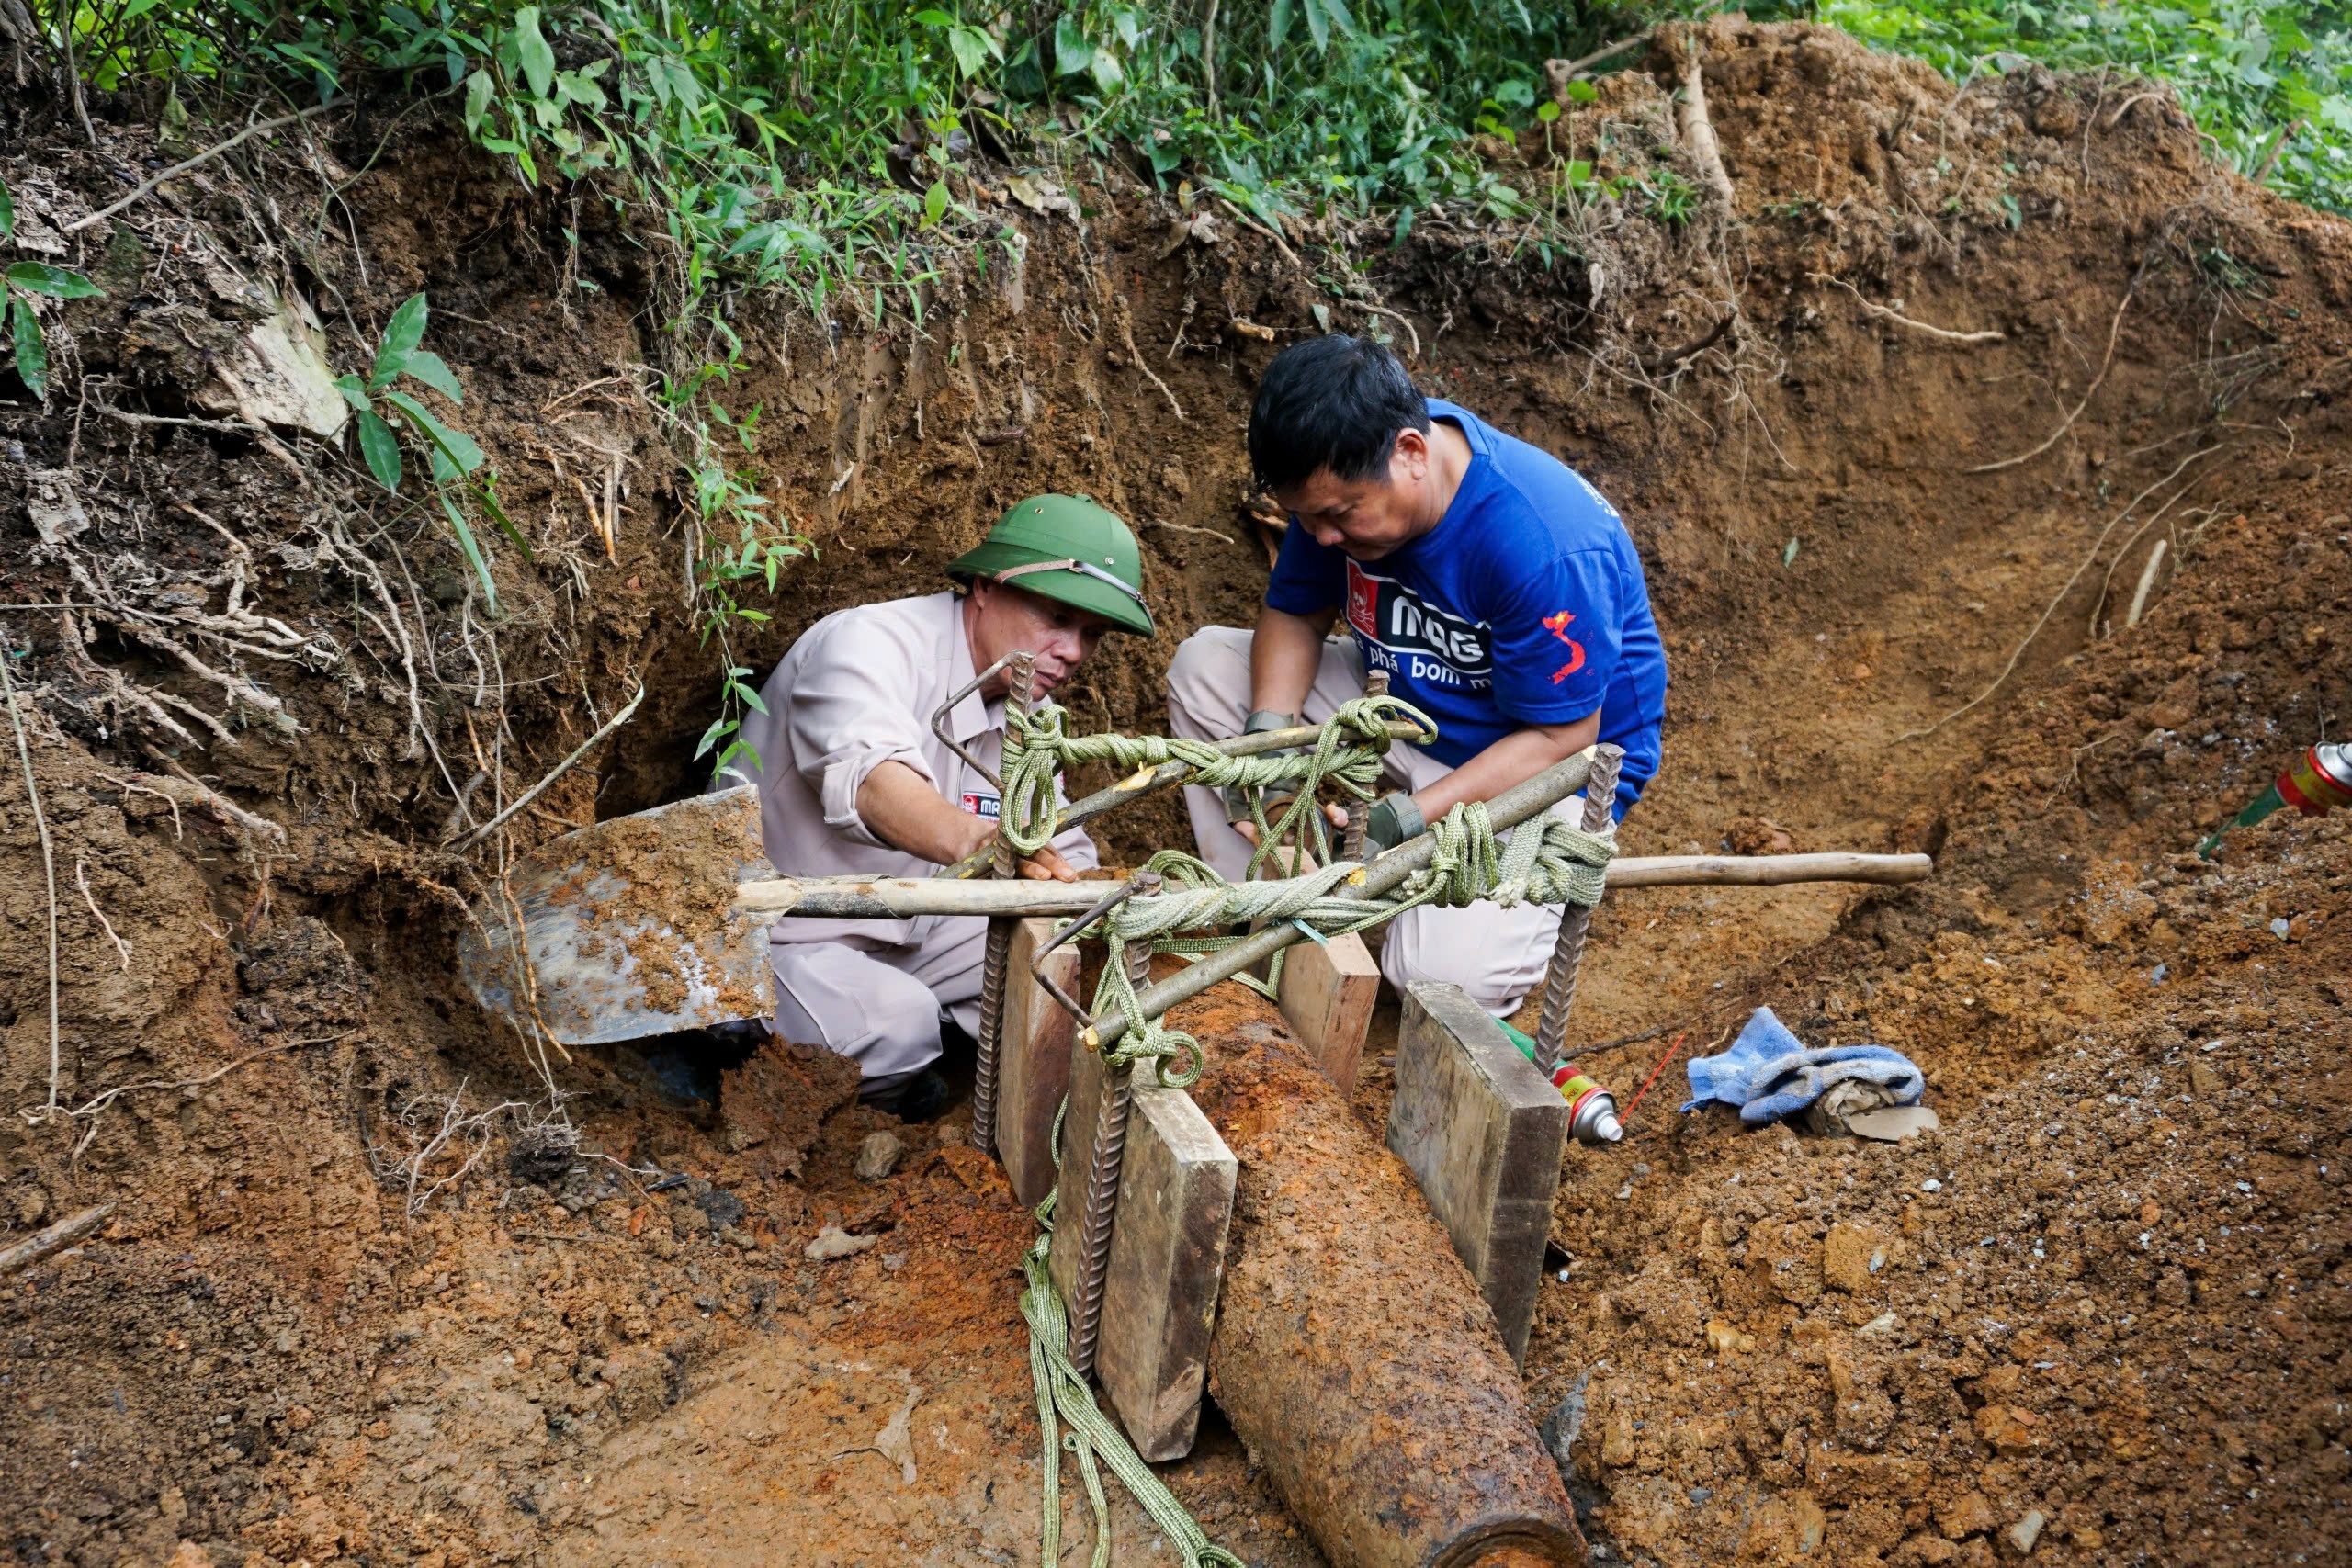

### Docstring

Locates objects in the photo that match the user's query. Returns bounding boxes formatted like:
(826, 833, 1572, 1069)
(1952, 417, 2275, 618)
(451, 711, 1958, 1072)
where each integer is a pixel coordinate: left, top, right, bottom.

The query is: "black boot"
(861, 1066, 957, 1123)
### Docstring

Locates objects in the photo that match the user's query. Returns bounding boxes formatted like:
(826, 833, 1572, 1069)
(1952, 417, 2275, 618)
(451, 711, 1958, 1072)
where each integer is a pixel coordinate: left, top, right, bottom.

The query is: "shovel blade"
(458, 786, 777, 1047)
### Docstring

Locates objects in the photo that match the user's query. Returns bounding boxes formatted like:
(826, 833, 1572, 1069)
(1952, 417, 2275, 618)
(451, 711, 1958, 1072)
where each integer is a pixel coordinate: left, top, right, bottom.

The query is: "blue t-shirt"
(1264, 399, 1667, 815)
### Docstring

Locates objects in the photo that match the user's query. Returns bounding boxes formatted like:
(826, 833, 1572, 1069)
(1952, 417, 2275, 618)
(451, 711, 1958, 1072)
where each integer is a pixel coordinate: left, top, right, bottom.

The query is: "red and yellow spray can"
(1551, 1068, 1625, 1145)
(2199, 741, 2352, 857)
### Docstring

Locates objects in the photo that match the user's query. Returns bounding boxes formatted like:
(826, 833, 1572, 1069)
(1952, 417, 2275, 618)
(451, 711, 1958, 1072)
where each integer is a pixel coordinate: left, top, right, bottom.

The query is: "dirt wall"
(4, 17, 2350, 1568)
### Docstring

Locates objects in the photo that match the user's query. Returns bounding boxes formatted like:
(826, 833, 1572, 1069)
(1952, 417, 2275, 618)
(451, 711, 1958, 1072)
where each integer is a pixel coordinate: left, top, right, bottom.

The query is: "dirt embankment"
(5, 17, 2351, 1568)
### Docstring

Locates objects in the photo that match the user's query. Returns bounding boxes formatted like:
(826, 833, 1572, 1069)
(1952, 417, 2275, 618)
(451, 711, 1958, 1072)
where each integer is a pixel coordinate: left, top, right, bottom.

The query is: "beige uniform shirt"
(729, 591, 1098, 953)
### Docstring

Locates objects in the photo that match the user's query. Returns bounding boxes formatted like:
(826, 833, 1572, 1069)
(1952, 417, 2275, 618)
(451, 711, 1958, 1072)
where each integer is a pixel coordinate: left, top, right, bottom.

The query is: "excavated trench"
(5, 18, 2352, 1567)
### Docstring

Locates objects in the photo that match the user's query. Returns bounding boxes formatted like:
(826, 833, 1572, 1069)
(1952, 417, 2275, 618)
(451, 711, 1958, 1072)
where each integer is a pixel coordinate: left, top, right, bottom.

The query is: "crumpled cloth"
(1680, 1007, 1924, 1124)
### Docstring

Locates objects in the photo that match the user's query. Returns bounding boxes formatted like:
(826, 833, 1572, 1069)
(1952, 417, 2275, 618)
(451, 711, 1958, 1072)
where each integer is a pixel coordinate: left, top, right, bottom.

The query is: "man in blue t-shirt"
(1166, 335, 1667, 1014)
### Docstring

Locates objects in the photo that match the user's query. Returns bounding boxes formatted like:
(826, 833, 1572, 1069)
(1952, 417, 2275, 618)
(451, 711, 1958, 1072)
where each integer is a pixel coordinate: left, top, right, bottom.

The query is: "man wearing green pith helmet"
(723, 495, 1156, 1121)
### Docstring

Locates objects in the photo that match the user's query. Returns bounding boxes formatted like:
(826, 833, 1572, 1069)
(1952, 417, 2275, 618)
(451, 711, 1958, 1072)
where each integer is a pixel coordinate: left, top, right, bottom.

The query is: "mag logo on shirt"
(961, 791, 1001, 819)
(1343, 560, 1491, 689)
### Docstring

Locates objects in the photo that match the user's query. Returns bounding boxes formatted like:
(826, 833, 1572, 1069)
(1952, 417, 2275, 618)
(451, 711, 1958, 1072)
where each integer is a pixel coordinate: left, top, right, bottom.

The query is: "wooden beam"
(1095, 1084, 1236, 1461)
(1275, 932, 1380, 1096)
(1386, 983, 1566, 1367)
(996, 918, 1080, 1208)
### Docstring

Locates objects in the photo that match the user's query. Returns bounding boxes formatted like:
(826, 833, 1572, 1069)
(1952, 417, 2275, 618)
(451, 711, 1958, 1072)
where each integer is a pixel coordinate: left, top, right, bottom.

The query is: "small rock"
(1922, 1179, 1943, 1193)
(1705, 1319, 1756, 1355)
(2005, 1509, 2047, 1556)
(1823, 1222, 1889, 1294)
(806, 1224, 881, 1262)
(1974, 1403, 2041, 1455)
(693, 1186, 748, 1231)
(1937, 1489, 1998, 1538)
(855, 1132, 906, 1182)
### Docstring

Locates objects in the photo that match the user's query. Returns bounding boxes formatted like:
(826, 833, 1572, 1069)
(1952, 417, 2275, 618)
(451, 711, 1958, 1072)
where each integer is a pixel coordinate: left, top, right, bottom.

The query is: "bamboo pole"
(735, 851, 1935, 919)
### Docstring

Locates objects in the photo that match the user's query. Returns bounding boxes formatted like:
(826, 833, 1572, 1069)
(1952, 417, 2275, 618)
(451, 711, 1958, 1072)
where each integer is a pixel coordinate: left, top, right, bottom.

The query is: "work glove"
(1362, 791, 1425, 854)
(1224, 709, 1302, 825)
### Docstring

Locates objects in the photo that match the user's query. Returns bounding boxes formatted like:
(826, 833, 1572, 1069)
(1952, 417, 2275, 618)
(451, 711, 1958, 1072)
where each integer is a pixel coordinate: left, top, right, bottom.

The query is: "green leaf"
(1268, 0, 1292, 50)
(371, 293, 428, 389)
(1318, 0, 1353, 39)
(912, 7, 955, 24)
(463, 69, 494, 134)
(514, 5, 556, 99)
(922, 179, 950, 229)
(438, 491, 500, 615)
(1053, 13, 1092, 75)
(694, 715, 733, 760)
(946, 23, 991, 77)
(384, 389, 486, 476)
(356, 409, 403, 490)
(731, 682, 769, 715)
(4, 263, 104, 299)
(10, 299, 47, 401)
(334, 372, 371, 412)
(0, 178, 13, 242)
(1567, 79, 1599, 104)
(1302, 0, 1329, 51)
(1535, 100, 1561, 124)
(471, 478, 534, 559)
(1090, 48, 1125, 93)
(401, 349, 464, 402)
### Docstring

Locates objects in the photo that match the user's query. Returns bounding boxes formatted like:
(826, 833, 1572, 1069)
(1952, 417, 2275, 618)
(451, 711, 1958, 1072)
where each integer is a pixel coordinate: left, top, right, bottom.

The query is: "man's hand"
(859, 760, 1076, 878)
(1233, 801, 1350, 848)
(946, 806, 1080, 881)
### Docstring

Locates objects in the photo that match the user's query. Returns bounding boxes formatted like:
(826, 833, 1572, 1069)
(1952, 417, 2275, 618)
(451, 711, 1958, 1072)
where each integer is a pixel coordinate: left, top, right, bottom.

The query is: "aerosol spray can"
(1497, 1018, 1625, 1145)
(2198, 741, 2352, 857)
(1551, 1068, 1625, 1145)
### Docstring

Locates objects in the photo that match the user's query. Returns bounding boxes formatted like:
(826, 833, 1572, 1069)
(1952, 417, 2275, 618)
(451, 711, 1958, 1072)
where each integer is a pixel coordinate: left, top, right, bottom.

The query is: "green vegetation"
(335, 292, 527, 615)
(1, 178, 105, 403)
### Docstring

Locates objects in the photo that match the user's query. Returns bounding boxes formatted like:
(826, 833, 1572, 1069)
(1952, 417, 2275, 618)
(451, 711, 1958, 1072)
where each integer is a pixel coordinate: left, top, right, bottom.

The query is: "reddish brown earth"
(5, 18, 2351, 1568)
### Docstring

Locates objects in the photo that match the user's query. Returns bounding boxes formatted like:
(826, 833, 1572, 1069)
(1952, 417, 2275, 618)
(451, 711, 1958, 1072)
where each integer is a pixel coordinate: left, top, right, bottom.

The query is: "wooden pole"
(735, 851, 1936, 919)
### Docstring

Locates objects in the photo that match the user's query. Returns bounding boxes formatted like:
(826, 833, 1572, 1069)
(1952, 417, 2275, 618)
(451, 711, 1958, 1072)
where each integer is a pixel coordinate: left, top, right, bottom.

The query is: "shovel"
(456, 785, 780, 1048)
(456, 714, 1430, 1047)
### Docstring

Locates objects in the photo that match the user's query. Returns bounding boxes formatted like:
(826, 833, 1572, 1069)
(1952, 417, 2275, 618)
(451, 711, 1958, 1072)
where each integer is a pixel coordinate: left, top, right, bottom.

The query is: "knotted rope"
(1021, 1180, 1249, 1568)
(997, 694, 1432, 866)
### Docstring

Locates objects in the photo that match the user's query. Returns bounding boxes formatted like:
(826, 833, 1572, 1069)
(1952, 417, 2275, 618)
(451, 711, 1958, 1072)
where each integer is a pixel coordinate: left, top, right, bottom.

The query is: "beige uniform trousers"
(1165, 625, 1577, 1016)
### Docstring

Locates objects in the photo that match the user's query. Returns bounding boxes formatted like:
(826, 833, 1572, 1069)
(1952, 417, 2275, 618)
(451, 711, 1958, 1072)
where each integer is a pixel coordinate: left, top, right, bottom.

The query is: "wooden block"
(997, 917, 1080, 1209)
(1095, 1084, 1237, 1461)
(1385, 981, 1567, 1366)
(1275, 931, 1380, 1095)
(1046, 1031, 1109, 1310)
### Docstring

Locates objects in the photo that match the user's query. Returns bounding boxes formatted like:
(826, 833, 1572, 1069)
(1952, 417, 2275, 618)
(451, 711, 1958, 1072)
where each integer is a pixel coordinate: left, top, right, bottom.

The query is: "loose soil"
(5, 18, 2350, 1568)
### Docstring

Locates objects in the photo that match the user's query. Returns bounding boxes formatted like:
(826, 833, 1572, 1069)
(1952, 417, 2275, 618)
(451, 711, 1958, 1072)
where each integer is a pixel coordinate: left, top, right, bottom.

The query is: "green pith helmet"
(946, 494, 1156, 637)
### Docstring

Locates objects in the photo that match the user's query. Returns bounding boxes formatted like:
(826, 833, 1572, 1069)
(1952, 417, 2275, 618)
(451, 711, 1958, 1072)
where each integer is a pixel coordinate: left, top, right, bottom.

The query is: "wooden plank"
(996, 917, 1080, 1209)
(1047, 1032, 1109, 1310)
(1385, 981, 1567, 1367)
(1095, 1084, 1237, 1461)
(1275, 931, 1380, 1095)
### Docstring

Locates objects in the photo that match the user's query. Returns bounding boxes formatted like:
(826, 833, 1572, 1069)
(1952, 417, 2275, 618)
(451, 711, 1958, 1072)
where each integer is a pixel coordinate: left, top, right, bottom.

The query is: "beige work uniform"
(1166, 625, 1577, 1016)
(726, 591, 1098, 1085)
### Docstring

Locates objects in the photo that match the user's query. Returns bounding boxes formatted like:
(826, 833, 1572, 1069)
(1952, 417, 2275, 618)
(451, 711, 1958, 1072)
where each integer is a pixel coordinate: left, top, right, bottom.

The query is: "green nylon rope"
(997, 694, 1433, 861)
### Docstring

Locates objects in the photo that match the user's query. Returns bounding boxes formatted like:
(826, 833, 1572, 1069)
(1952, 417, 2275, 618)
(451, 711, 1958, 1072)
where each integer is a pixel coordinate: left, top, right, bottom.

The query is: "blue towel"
(1681, 1007, 1924, 1124)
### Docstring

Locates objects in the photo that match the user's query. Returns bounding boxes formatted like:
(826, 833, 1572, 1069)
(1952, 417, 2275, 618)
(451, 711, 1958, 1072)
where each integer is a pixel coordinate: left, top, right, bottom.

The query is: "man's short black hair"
(1248, 334, 1430, 493)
